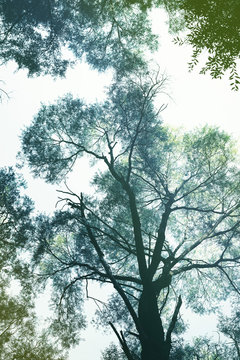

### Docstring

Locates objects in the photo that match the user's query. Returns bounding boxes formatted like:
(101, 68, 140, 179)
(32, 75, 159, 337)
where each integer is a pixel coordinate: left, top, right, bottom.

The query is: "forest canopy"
(0, 0, 239, 87)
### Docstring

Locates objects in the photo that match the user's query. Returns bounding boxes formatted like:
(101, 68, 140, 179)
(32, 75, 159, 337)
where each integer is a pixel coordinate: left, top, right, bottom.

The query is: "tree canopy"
(0, 0, 239, 88)
(0, 0, 156, 76)
(21, 72, 240, 360)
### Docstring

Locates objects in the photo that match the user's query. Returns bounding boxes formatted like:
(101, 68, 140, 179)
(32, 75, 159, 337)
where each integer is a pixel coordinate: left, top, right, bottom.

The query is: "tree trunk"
(138, 285, 171, 360)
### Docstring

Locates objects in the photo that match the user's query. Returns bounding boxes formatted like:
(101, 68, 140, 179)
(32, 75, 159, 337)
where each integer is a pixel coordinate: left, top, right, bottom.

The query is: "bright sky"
(0, 8, 239, 360)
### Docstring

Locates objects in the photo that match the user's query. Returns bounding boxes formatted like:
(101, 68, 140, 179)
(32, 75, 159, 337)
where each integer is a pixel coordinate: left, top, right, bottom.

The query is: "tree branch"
(166, 295, 182, 345)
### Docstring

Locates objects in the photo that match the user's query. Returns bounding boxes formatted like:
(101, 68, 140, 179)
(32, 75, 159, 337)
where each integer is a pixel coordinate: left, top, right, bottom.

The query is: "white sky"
(0, 8, 239, 360)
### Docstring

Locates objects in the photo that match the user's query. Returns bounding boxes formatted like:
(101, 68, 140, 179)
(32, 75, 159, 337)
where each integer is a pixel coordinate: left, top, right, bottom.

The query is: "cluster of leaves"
(166, 0, 240, 89)
(0, 290, 66, 360)
(33, 212, 87, 348)
(170, 296, 240, 359)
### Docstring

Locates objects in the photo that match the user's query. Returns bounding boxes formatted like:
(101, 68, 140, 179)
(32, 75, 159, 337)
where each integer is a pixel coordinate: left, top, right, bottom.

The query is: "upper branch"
(148, 196, 174, 279)
(172, 255, 240, 276)
(103, 157, 148, 281)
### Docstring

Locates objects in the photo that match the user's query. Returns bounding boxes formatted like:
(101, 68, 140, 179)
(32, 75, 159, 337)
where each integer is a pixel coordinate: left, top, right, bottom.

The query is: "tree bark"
(138, 284, 170, 360)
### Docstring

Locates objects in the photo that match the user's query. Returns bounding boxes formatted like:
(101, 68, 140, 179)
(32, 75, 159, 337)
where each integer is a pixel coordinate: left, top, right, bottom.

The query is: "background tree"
(20, 70, 240, 360)
(0, 167, 67, 360)
(0, 167, 33, 278)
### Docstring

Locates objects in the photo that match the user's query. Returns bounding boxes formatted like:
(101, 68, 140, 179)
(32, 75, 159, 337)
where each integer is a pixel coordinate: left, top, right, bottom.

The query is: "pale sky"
(0, 8, 239, 360)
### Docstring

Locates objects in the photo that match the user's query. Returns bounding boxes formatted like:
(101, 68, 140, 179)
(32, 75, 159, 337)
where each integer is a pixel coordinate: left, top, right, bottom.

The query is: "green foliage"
(21, 70, 166, 183)
(0, 168, 67, 360)
(166, 0, 240, 89)
(32, 212, 88, 348)
(2, 0, 240, 358)
(1, 0, 239, 89)
(0, 289, 66, 360)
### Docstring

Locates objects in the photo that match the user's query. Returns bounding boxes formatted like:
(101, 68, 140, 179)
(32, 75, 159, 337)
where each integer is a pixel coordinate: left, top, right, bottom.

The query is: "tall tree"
(21, 71, 240, 360)
(0, 167, 67, 360)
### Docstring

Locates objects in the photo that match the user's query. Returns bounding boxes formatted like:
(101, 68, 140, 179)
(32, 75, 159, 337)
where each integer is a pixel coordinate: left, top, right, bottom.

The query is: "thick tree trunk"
(141, 341, 170, 360)
(138, 285, 171, 360)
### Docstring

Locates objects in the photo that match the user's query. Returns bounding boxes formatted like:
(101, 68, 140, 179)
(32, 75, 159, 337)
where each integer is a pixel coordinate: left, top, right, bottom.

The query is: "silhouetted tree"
(20, 70, 240, 360)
